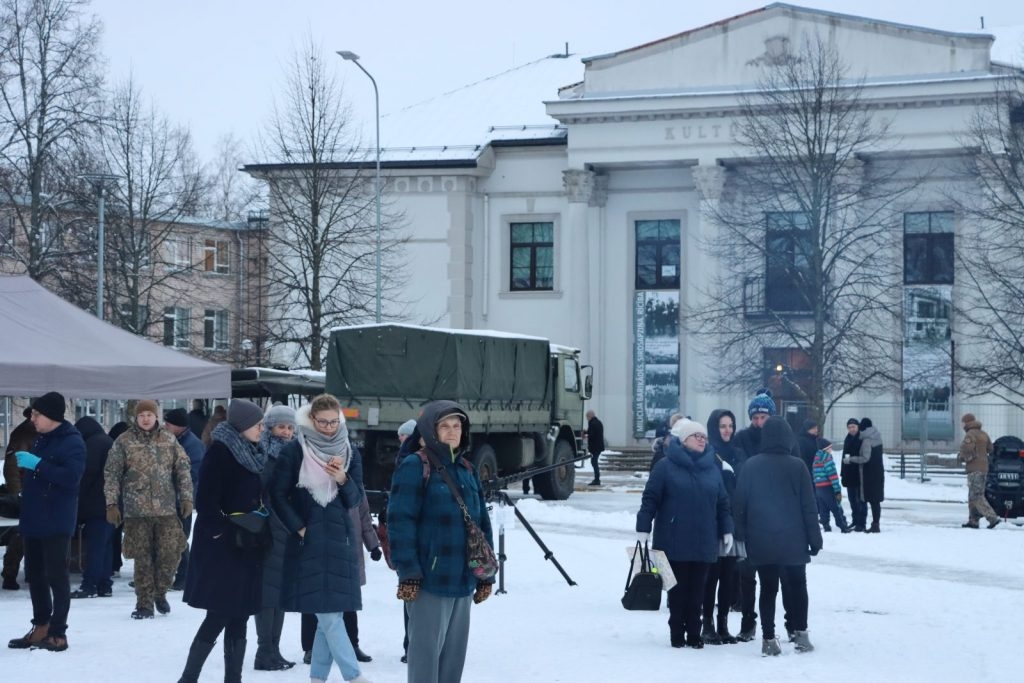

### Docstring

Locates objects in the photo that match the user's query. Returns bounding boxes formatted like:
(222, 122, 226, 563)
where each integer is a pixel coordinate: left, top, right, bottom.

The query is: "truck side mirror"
(581, 365, 594, 400)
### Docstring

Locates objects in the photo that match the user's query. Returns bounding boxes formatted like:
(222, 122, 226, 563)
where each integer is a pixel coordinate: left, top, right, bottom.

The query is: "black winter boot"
(868, 520, 880, 533)
(176, 638, 216, 683)
(717, 615, 737, 644)
(224, 638, 246, 683)
(701, 618, 721, 645)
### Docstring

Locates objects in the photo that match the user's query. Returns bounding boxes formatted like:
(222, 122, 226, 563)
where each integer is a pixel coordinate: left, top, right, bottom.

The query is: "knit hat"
(859, 417, 873, 430)
(671, 418, 706, 444)
(846, 418, 859, 427)
(397, 418, 417, 437)
(31, 392, 66, 422)
(747, 389, 776, 417)
(264, 404, 297, 429)
(228, 399, 264, 433)
(164, 408, 188, 427)
(961, 413, 976, 425)
(135, 399, 159, 417)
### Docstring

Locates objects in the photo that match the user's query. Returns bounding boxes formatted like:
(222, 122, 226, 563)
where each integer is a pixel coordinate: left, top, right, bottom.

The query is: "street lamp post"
(337, 50, 382, 323)
(80, 174, 122, 321)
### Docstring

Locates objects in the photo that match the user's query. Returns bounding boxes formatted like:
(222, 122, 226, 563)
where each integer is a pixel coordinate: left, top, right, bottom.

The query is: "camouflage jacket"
(104, 424, 193, 518)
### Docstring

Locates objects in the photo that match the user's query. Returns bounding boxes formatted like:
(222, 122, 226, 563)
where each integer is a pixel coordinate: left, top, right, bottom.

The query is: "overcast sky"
(89, 0, 1024, 165)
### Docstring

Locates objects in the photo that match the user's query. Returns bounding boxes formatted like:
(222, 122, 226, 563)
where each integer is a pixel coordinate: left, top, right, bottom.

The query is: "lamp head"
(337, 50, 360, 61)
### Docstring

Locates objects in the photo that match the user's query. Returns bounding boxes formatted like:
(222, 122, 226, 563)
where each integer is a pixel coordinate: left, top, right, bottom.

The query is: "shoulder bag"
(423, 451, 498, 581)
(621, 541, 662, 610)
(224, 504, 272, 552)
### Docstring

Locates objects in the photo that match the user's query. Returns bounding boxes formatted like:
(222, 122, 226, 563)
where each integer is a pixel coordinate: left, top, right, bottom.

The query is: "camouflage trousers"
(123, 516, 186, 609)
(967, 472, 998, 524)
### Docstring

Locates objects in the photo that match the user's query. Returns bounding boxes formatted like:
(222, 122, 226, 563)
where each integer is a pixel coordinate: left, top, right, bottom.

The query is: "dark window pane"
(930, 234, 954, 283)
(904, 213, 930, 233)
(931, 212, 954, 233)
(636, 221, 661, 240)
(535, 223, 553, 242)
(511, 224, 533, 243)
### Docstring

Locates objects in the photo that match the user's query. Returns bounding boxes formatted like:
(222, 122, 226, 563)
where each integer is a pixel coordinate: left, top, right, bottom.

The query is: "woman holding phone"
(268, 394, 371, 683)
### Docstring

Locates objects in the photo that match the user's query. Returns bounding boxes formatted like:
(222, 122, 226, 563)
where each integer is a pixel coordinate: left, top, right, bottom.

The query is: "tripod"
(487, 490, 576, 593)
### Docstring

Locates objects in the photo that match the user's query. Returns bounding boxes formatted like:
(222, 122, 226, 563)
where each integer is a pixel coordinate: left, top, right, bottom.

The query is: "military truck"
(325, 324, 593, 500)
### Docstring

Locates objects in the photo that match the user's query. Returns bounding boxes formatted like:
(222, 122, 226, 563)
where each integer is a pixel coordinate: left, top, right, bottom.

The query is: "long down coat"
(183, 439, 264, 617)
(268, 439, 364, 614)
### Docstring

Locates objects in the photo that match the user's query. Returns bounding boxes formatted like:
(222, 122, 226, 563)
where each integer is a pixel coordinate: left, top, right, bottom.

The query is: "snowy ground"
(1, 469, 1019, 683)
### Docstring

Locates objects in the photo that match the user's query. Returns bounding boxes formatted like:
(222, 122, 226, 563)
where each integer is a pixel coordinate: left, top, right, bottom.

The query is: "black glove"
(809, 546, 820, 556)
(370, 547, 382, 562)
(397, 579, 421, 602)
(473, 582, 492, 604)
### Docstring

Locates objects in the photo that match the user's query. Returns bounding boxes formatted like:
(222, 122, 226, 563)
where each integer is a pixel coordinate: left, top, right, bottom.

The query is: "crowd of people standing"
(2, 391, 495, 683)
(637, 389, 888, 657)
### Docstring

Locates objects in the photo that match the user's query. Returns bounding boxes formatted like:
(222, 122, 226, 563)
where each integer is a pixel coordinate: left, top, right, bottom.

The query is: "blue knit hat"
(264, 404, 297, 429)
(747, 389, 776, 418)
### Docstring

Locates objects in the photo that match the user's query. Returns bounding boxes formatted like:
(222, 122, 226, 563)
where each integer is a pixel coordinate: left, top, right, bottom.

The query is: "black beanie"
(164, 408, 189, 428)
(227, 399, 264, 433)
(859, 417, 873, 430)
(31, 391, 66, 422)
(846, 418, 859, 427)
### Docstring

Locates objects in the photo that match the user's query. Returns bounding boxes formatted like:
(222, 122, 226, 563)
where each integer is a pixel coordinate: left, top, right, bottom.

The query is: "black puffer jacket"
(734, 417, 822, 567)
(74, 417, 113, 522)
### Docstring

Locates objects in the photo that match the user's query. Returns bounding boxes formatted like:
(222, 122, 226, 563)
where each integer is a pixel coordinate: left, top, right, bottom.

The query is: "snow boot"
(254, 608, 293, 670)
(686, 633, 704, 649)
(962, 522, 979, 529)
(792, 630, 814, 652)
(736, 626, 757, 642)
(670, 629, 685, 648)
(176, 637, 216, 683)
(9, 623, 48, 649)
(868, 521, 880, 533)
(988, 518, 1001, 529)
(701, 620, 721, 645)
(717, 615, 737, 644)
(223, 638, 246, 683)
(761, 637, 782, 656)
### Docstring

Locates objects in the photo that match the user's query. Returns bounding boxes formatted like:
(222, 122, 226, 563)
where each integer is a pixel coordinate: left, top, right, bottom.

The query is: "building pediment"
(575, 3, 994, 98)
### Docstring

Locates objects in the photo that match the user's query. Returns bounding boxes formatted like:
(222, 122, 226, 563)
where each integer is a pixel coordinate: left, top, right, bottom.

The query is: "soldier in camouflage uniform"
(957, 413, 1000, 529)
(104, 400, 193, 619)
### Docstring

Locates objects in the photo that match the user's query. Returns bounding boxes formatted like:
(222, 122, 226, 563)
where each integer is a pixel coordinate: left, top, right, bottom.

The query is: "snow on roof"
(369, 54, 583, 164)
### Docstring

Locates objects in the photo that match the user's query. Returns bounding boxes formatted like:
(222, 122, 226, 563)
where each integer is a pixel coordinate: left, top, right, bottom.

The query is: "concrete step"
(601, 447, 654, 472)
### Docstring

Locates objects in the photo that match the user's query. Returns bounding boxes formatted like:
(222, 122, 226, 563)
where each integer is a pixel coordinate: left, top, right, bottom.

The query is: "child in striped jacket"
(813, 439, 851, 533)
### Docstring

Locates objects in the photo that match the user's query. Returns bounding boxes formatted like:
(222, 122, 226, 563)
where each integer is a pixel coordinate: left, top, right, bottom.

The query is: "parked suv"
(986, 436, 1024, 518)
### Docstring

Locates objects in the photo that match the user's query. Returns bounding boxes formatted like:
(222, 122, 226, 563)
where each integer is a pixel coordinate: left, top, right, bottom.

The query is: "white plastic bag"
(625, 545, 676, 591)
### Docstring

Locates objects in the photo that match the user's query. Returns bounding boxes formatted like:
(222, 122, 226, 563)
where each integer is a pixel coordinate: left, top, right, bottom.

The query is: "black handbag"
(621, 541, 663, 611)
(224, 506, 272, 552)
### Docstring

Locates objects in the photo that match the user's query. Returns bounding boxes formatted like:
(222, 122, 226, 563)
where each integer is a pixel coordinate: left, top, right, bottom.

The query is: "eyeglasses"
(314, 418, 341, 428)
(688, 434, 708, 441)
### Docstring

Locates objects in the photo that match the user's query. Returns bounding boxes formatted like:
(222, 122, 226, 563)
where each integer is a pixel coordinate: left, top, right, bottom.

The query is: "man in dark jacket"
(71, 417, 115, 599)
(847, 418, 885, 533)
(734, 416, 822, 656)
(2, 408, 35, 590)
(388, 400, 494, 683)
(797, 419, 819, 474)
(164, 408, 206, 590)
(7, 392, 86, 652)
(187, 399, 208, 440)
(840, 419, 865, 531)
(585, 410, 605, 486)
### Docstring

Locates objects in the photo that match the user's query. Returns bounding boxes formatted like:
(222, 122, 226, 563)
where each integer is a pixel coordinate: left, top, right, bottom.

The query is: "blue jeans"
(311, 611, 361, 682)
(80, 517, 114, 593)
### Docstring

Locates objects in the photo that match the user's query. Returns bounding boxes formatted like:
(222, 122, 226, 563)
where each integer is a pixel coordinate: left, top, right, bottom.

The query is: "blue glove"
(15, 451, 41, 470)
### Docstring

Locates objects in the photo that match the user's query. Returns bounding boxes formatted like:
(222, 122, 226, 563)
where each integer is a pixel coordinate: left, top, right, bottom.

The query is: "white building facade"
(251, 4, 1024, 447)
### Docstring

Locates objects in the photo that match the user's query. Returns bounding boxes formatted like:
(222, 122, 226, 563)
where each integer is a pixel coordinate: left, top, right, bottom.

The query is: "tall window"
(163, 307, 191, 348)
(635, 219, 680, 290)
(167, 238, 192, 271)
(0, 215, 15, 254)
(204, 239, 230, 274)
(119, 303, 149, 334)
(765, 211, 815, 312)
(903, 211, 953, 284)
(510, 222, 554, 291)
(203, 309, 229, 350)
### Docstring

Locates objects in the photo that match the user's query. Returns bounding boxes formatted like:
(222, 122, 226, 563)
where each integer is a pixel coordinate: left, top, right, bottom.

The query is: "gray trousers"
(406, 590, 472, 683)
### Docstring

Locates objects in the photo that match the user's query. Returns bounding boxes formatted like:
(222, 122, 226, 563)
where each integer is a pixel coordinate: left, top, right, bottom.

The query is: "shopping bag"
(624, 545, 676, 591)
(621, 541, 662, 610)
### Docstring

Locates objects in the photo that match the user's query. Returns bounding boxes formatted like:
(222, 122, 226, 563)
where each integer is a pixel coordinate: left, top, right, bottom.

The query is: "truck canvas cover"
(327, 324, 551, 405)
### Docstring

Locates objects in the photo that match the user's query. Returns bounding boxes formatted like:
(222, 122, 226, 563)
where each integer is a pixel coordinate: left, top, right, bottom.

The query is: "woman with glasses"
(177, 398, 267, 683)
(269, 394, 372, 683)
(636, 418, 733, 650)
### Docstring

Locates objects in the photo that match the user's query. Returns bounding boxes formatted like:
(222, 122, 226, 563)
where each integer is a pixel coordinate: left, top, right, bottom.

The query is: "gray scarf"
(296, 422, 351, 467)
(259, 429, 291, 461)
(212, 421, 266, 475)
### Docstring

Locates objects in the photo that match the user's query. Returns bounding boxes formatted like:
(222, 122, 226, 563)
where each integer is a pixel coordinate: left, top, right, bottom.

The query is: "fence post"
(899, 451, 906, 479)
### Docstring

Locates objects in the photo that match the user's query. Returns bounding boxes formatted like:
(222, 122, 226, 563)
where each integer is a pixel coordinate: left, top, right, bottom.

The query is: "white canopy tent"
(0, 276, 230, 399)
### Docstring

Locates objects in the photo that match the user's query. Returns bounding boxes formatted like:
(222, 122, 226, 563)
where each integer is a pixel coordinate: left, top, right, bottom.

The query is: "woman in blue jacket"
(636, 418, 733, 649)
(269, 394, 370, 683)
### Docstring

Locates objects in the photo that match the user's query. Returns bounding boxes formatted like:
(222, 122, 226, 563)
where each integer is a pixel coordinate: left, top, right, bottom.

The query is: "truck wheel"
(472, 444, 499, 485)
(535, 439, 575, 500)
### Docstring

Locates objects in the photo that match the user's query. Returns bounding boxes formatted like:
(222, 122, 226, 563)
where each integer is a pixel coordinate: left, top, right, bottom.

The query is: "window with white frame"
(167, 238, 192, 270)
(203, 309, 229, 350)
(163, 307, 191, 348)
(204, 239, 230, 274)
(118, 303, 149, 334)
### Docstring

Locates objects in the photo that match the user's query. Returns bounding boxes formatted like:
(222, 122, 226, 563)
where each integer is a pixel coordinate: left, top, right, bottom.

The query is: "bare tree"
(67, 76, 205, 335)
(250, 39, 406, 370)
(951, 68, 1024, 406)
(689, 35, 915, 421)
(0, 0, 103, 281)
(205, 132, 262, 222)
